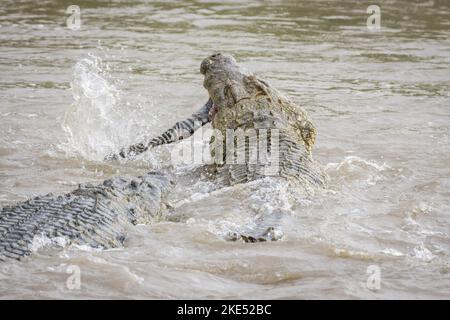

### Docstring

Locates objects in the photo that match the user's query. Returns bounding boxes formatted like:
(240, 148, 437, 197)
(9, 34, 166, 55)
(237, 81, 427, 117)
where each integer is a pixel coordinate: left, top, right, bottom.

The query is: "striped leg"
(106, 99, 213, 160)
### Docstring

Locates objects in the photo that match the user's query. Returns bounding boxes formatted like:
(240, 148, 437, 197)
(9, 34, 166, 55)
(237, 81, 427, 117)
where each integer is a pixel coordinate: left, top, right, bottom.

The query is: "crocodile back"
(0, 172, 173, 261)
(210, 76, 327, 187)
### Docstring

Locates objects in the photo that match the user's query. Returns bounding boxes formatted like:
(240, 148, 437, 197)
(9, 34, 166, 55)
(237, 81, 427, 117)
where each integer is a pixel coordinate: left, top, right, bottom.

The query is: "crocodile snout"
(200, 52, 223, 75)
(200, 53, 244, 110)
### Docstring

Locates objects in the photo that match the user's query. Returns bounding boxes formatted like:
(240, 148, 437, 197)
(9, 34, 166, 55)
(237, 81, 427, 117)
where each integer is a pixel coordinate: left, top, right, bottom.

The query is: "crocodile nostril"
(211, 53, 221, 58)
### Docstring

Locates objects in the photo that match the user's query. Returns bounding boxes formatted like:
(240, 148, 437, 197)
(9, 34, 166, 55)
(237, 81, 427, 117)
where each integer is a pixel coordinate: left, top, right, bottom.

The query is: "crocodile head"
(200, 53, 249, 120)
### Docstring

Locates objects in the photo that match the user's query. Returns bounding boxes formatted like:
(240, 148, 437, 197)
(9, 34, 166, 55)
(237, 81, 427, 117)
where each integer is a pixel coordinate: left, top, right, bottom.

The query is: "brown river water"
(0, 0, 449, 299)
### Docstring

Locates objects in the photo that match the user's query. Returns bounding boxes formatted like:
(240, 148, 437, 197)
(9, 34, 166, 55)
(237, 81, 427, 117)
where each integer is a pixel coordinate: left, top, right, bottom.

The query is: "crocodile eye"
(211, 53, 221, 58)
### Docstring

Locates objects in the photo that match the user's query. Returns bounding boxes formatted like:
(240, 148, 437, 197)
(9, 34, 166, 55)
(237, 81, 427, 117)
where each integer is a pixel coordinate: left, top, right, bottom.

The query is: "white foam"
(59, 55, 153, 162)
(29, 234, 69, 252)
(326, 155, 390, 173)
(380, 248, 404, 257)
(413, 244, 435, 262)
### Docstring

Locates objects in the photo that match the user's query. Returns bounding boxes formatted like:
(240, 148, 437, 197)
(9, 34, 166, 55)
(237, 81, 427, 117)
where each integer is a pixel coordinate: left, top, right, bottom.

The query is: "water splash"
(325, 156, 390, 187)
(30, 234, 69, 252)
(60, 55, 150, 161)
(326, 156, 390, 174)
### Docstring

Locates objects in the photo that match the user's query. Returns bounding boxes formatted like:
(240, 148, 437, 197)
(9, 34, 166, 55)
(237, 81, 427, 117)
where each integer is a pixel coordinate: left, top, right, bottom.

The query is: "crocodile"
(0, 53, 326, 260)
(0, 172, 173, 261)
(114, 53, 326, 188)
(109, 53, 327, 243)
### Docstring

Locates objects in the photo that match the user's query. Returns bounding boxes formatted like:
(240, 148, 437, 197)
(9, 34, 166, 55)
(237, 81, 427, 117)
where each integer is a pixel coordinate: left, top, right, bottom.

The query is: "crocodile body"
(116, 53, 326, 188)
(0, 172, 173, 261)
(204, 62, 326, 188)
(0, 53, 326, 260)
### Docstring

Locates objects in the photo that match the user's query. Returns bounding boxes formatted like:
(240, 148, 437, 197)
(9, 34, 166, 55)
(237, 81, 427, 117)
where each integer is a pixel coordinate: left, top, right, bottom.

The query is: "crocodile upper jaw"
(200, 53, 247, 112)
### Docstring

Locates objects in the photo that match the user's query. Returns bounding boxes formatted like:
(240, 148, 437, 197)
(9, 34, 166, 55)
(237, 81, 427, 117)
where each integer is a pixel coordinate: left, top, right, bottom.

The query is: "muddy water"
(0, 0, 449, 299)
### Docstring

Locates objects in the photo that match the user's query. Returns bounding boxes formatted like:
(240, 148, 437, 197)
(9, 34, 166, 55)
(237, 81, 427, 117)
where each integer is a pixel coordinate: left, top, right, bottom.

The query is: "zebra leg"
(105, 99, 213, 161)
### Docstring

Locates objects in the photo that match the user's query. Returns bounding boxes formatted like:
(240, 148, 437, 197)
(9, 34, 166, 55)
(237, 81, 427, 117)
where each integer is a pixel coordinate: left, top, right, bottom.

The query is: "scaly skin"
(0, 53, 327, 259)
(0, 172, 173, 261)
(201, 53, 327, 188)
(112, 53, 326, 188)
